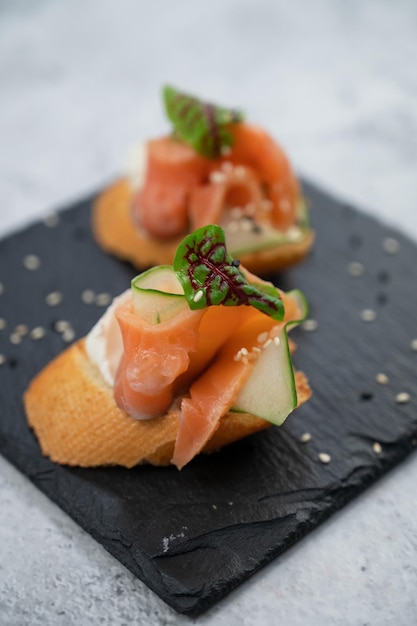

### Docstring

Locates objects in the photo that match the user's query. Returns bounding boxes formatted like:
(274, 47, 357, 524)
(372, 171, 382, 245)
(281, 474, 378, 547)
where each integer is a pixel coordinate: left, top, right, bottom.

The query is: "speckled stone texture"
(1, 0, 417, 624)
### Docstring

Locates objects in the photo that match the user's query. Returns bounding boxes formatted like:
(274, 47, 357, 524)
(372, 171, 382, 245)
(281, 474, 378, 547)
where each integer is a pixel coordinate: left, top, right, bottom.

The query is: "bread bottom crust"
(92, 179, 315, 274)
(24, 339, 311, 468)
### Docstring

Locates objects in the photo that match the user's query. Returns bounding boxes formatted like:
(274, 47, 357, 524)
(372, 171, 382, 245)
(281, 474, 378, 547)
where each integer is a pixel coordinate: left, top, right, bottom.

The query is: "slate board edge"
(1, 179, 417, 617)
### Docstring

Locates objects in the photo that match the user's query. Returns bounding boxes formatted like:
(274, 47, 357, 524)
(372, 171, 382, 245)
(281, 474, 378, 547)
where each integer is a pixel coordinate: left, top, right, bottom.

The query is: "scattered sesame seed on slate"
(376, 373, 389, 385)
(45, 291, 63, 306)
(382, 237, 400, 254)
(318, 452, 331, 464)
(10, 333, 22, 345)
(348, 261, 364, 277)
(302, 319, 318, 332)
(373, 442, 382, 454)
(62, 328, 76, 343)
(300, 432, 312, 443)
(396, 392, 410, 404)
(54, 320, 71, 333)
(0, 354, 5, 365)
(0, 319, 6, 330)
(43, 212, 59, 227)
(360, 309, 376, 322)
(411, 338, 417, 351)
(30, 327, 46, 340)
(95, 293, 112, 307)
(81, 289, 95, 304)
(23, 254, 41, 270)
(15, 324, 28, 336)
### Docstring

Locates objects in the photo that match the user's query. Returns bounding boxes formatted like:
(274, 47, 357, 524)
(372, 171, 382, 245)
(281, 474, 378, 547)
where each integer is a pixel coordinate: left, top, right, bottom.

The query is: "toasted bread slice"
(24, 339, 311, 468)
(92, 179, 314, 274)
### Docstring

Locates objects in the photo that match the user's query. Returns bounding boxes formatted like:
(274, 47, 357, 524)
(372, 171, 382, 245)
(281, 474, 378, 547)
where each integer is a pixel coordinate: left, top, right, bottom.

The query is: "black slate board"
(1, 181, 417, 616)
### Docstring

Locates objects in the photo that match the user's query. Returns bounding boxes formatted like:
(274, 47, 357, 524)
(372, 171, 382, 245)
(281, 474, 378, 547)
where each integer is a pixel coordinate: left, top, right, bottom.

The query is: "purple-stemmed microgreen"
(163, 85, 244, 159)
(173, 225, 285, 321)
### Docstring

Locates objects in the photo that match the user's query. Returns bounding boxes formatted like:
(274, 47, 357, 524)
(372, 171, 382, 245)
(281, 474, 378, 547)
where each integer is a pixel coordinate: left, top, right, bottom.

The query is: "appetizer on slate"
(24, 225, 311, 469)
(93, 86, 314, 274)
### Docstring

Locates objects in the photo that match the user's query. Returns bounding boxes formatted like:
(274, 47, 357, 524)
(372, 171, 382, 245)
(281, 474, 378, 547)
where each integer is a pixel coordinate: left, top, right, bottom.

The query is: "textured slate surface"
(0, 181, 416, 616)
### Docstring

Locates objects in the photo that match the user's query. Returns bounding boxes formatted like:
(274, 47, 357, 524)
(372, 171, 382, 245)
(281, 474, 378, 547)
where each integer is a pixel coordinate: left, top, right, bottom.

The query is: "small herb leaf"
(173, 225, 285, 320)
(163, 85, 244, 159)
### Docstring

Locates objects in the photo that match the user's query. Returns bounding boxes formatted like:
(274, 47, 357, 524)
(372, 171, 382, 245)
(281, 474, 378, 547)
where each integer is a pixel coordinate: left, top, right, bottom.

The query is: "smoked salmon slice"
(114, 298, 204, 419)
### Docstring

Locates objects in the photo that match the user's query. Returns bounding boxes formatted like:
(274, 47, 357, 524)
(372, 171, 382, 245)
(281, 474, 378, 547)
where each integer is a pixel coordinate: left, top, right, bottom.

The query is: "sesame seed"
(376, 372, 389, 385)
(30, 326, 46, 340)
(244, 203, 256, 216)
(360, 309, 376, 322)
(81, 289, 95, 304)
(15, 324, 28, 336)
(373, 442, 382, 454)
(300, 432, 312, 443)
(221, 161, 234, 174)
(234, 166, 246, 179)
(209, 171, 226, 184)
(54, 320, 71, 333)
(286, 226, 302, 241)
(43, 212, 59, 227)
(23, 254, 41, 271)
(193, 290, 204, 303)
(234, 347, 249, 362)
(10, 333, 22, 345)
(257, 332, 268, 344)
(396, 392, 410, 404)
(263, 338, 272, 348)
(241, 218, 253, 232)
(45, 291, 63, 307)
(95, 293, 112, 307)
(230, 207, 243, 219)
(0, 354, 5, 365)
(62, 328, 76, 343)
(382, 237, 400, 254)
(227, 221, 239, 234)
(348, 261, 364, 277)
(302, 319, 318, 332)
(318, 452, 331, 464)
(0, 319, 6, 330)
(410, 338, 417, 351)
(273, 336, 281, 346)
(252, 346, 261, 353)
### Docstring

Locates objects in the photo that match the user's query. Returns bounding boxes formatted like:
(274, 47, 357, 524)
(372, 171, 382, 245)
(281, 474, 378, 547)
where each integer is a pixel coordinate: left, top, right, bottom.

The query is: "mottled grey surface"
(1, 0, 417, 624)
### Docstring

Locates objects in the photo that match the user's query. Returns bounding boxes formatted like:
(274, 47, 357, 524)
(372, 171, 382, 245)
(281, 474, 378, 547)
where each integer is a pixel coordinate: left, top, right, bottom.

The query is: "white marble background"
(1, 0, 417, 624)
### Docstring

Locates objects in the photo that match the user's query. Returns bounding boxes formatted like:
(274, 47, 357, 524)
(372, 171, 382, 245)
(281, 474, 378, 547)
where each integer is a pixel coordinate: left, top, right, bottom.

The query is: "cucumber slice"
(285, 289, 309, 329)
(221, 197, 309, 257)
(131, 265, 187, 324)
(231, 326, 297, 425)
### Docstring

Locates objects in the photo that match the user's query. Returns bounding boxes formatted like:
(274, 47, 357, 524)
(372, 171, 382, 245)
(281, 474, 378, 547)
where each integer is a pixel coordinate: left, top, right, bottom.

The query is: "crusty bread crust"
(24, 339, 311, 468)
(92, 179, 315, 274)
